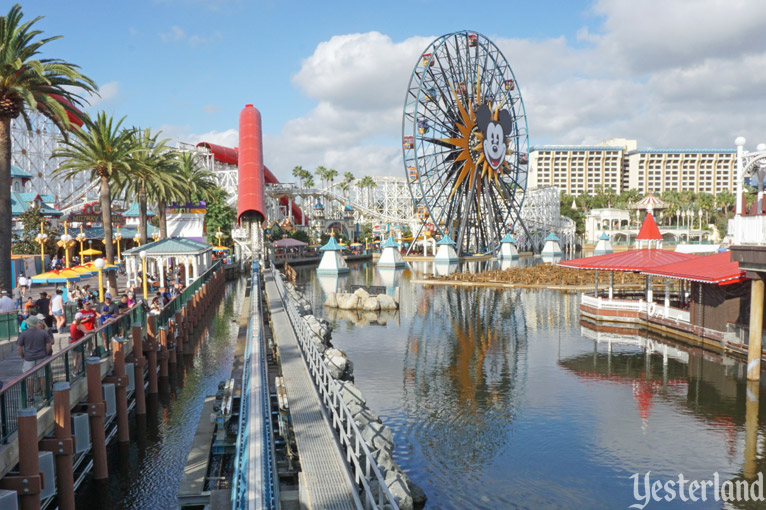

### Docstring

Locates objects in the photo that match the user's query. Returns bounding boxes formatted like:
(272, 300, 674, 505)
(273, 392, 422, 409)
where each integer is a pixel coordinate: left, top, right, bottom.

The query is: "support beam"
(747, 279, 764, 381)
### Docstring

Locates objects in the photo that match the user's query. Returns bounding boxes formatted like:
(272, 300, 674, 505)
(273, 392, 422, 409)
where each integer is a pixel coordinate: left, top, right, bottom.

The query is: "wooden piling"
(158, 326, 169, 378)
(86, 357, 108, 480)
(108, 338, 130, 443)
(40, 382, 75, 510)
(131, 324, 146, 415)
(146, 315, 159, 394)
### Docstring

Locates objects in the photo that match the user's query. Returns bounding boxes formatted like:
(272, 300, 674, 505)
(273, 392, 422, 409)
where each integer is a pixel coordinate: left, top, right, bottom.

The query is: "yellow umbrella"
(30, 269, 83, 284)
(80, 248, 103, 256)
(69, 265, 95, 278)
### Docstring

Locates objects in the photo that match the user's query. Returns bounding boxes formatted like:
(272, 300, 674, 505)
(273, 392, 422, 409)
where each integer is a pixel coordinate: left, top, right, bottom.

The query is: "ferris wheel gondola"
(402, 30, 529, 255)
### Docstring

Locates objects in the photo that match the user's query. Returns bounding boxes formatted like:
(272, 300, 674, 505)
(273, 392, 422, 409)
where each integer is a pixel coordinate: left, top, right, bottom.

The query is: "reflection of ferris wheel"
(402, 30, 529, 255)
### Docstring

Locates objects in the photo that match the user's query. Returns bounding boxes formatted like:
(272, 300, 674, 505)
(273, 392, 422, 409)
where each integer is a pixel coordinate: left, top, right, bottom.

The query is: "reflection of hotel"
(529, 138, 737, 196)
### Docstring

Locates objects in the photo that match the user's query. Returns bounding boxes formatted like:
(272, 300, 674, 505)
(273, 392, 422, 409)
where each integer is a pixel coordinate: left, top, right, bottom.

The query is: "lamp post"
(215, 227, 223, 246)
(35, 221, 48, 269)
(113, 227, 123, 263)
(76, 225, 86, 262)
(139, 250, 148, 301)
(94, 257, 106, 303)
(133, 233, 141, 247)
(152, 230, 160, 243)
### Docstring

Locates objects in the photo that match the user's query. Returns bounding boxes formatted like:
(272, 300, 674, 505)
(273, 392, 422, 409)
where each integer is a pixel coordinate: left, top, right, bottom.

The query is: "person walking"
(0, 290, 16, 312)
(18, 273, 27, 298)
(13, 282, 24, 310)
(51, 288, 65, 333)
(17, 315, 54, 400)
(35, 292, 52, 328)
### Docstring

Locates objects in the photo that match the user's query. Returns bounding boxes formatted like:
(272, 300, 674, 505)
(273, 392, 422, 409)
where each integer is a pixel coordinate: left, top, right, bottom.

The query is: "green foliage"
(560, 193, 585, 234)
(205, 187, 236, 246)
(289, 229, 311, 244)
(12, 206, 57, 256)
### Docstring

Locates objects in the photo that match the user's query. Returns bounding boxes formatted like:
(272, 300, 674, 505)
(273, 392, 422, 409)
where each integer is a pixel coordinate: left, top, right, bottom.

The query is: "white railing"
(581, 294, 647, 312)
(271, 264, 399, 510)
(650, 304, 691, 323)
(732, 215, 766, 245)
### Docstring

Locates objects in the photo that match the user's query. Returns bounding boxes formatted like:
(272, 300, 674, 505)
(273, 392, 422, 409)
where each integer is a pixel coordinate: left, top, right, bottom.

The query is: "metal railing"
(581, 293, 648, 312)
(232, 261, 277, 510)
(0, 260, 222, 444)
(271, 263, 399, 510)
(0, 311, 19, 342)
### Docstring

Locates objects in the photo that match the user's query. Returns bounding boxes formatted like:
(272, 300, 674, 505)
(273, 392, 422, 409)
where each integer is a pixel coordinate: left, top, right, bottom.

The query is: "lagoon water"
(298, 261, 766, 510)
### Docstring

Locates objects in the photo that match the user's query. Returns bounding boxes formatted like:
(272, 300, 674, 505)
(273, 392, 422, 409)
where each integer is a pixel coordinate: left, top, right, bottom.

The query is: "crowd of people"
(4, 269, 189, 381)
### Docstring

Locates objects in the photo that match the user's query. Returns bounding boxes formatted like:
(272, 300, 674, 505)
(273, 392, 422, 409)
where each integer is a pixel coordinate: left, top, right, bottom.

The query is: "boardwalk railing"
(271, 263, 399, 510)
(0, 260, 221, 445)
(232, 261, 277, 510)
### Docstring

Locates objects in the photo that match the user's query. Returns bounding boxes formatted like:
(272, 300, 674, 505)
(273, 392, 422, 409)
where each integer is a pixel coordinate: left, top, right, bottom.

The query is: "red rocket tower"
(237, 104, 266, 223)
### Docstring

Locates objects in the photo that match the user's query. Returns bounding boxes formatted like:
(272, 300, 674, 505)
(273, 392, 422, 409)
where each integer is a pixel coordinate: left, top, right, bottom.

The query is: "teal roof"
(598, 232, 610, 240)
(544, 232, 561, 242)
(122, 202, 156, 217)
(11, 165, 31, 179)
(123, 237, 210, 255)
(501, 232, 517, 244)
(437, 235, 456, 246)
(16, 192, 55, 204)
(11, 192, 62, 217)
(80, 225, 157, 240)
(382, 236, 398, 248)
(320, 236, 343, 251)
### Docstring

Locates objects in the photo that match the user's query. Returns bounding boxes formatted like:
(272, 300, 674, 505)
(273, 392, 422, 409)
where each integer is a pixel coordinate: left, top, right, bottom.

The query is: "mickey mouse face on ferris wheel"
(475, 104, 513, 171)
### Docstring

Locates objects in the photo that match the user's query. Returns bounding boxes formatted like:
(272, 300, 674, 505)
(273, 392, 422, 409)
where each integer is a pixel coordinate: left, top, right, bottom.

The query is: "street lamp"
(76, 225, 87, 262)
(139, 250, 148, 301)
(35, 222, 48, 268)
(113, 227, 123, 263)
(215, 226, 223, 246)
(133, 233, 141, 247)
(94, 257, 106, 303)
(57, 222, 76, 269)
(152, 230, 160, 242)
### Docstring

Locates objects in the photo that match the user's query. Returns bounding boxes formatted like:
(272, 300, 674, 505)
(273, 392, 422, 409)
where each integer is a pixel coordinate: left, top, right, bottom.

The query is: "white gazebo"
(594, 232, 613, 255)
(123, 238, 213, 288)
(434, 235, 459, 263)
(498, 232, 519, 260)
(317, 235, 349, 274)
(377, 236, 405, 268)
(541, 231, 563, 257)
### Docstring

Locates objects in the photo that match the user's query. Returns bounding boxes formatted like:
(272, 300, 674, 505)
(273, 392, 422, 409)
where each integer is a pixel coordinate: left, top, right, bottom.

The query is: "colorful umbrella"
(30, 269, 83, 284)
(81, 261, 119, 274)
(212, 245, 230, 251)
(80, 248, 103, 256)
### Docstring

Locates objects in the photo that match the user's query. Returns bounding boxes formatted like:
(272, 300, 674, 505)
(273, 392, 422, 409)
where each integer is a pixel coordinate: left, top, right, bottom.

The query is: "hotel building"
(528, 139, 736, 196)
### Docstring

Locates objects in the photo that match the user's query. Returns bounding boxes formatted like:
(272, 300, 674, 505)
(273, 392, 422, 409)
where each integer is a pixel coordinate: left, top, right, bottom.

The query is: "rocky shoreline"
(281, 278, 425, 509)
(324, 287, 400, 311)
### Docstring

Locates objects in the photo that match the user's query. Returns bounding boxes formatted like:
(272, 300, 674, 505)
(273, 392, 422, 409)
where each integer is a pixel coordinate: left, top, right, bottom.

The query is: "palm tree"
(343, 171, 355, 197)
(315, 165, 327, 188)
(326, 168, 338, 189)
(176, 150, 217, 204)
(0, 4, 96, 289)
(292, 165, 305, 187)
(303, 174, 315, 189)
(118, 128, 174, 245)
(52, 112, 140, 292)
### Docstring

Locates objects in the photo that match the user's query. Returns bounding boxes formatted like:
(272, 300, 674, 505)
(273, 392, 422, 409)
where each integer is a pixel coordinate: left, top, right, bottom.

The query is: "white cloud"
(84, 81, 120, 109)
(160, 25, 220, 46)
(171, 1, 766, 183)
(160, 25, 186, 43)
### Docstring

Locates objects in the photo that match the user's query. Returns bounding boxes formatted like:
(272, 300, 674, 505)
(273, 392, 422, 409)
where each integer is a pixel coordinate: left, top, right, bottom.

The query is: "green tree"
(148, 152, 186, 239)
(315, 165, 327, 188)
(303, 173, 315, 188)
(12, 206, 57, 257)
(114, 128, 175, 244)
(52, 112, 140, 291)
(205, 187, 236, 246)
(288, 230, 310, 244)
(326, 168, 338, 188)
(176, 150, 217, 203)
(0, 4, 96, 289)
(292, 165, 305, 186)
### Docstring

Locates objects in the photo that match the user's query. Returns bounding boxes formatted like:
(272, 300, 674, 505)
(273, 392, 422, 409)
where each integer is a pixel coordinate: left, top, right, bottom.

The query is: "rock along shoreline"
(280, 276, 425, 509)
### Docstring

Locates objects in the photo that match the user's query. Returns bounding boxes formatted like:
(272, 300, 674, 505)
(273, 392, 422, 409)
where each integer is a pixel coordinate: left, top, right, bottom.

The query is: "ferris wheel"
(402, 30, 529, 255)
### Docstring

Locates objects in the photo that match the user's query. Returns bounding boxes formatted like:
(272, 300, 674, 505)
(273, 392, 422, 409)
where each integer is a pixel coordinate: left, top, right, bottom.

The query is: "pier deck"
(264, 271, 359, 509)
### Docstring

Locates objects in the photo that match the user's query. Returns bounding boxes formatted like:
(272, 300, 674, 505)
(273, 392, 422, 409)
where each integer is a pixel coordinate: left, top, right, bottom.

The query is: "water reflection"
(403, 285, 527, 475)
(433, 261, 459, 276)
(377, 267, 403, 295)
(296, 263, 766, 509)
(317, 273, 348, 295)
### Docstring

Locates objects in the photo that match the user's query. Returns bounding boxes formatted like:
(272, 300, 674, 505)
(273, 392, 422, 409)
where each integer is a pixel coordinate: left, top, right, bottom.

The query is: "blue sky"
(20, 0, 766, 180)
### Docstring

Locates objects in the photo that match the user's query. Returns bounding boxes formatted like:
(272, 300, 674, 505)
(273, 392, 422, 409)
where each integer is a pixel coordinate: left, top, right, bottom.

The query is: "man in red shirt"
(79, 301, 99, 331)
(69, 315, 87, 343)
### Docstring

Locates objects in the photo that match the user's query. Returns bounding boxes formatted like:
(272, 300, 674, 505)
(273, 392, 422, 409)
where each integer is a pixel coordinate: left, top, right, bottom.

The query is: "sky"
(21, 0, 766, 182)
